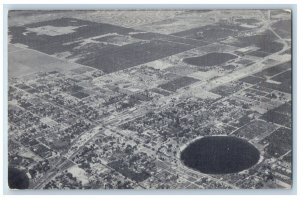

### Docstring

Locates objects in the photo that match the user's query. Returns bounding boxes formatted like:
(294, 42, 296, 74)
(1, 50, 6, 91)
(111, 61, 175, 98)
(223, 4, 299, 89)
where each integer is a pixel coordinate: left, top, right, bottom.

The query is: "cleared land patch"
(158, 76, 199, 92)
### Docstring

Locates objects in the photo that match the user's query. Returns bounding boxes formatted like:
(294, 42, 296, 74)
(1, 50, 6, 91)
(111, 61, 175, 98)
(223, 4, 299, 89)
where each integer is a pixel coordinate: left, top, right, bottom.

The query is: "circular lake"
(183, 52, 238, 67)
(180, 136, 260, 174)
(8, 167, 29, 189)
